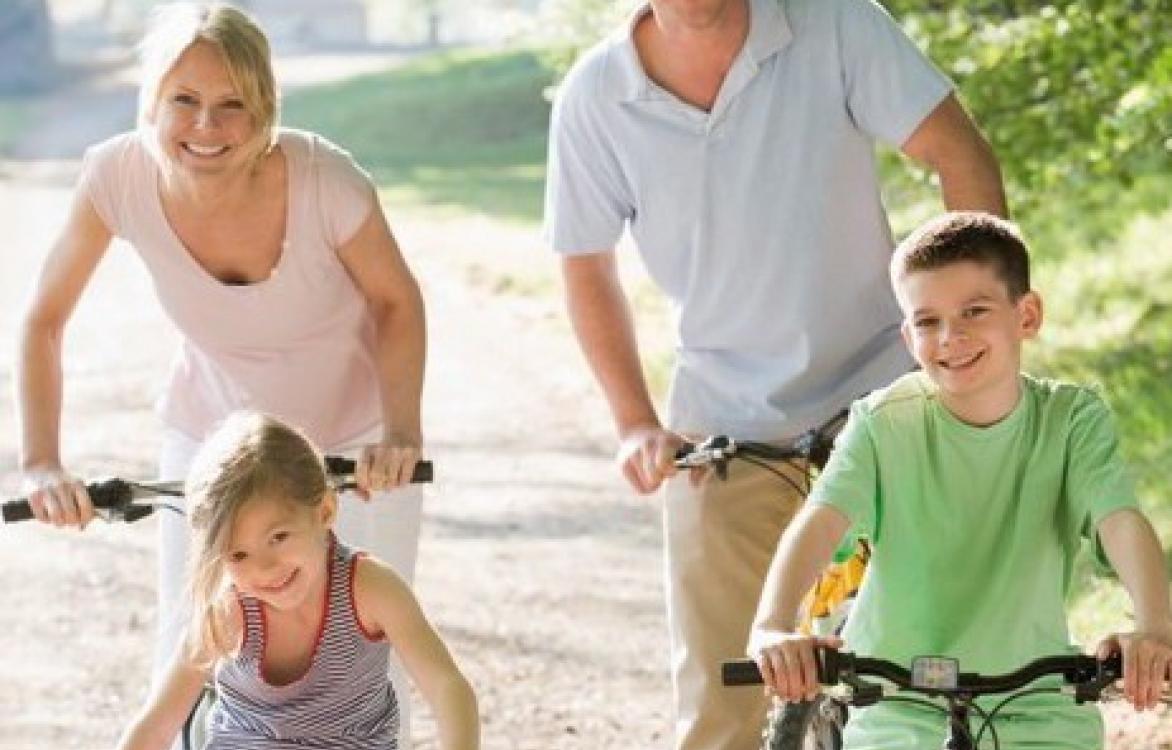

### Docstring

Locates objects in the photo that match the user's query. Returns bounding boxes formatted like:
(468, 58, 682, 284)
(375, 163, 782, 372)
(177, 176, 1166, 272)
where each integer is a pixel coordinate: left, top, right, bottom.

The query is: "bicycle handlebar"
(723, 649, 1122, 700)
(2, 457, 433, 524)
(674, 410, 846, 474)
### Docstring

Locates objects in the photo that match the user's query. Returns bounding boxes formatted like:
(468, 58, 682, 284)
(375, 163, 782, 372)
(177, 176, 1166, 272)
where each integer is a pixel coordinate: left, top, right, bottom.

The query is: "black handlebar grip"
(1100, 652, 1123, 679)
(323, 456, 434, 484)
(816, 647, 845, 685)
(2, 499, 35, 523)
(722, 659, 764, 686)
(2, 479, 133, 524)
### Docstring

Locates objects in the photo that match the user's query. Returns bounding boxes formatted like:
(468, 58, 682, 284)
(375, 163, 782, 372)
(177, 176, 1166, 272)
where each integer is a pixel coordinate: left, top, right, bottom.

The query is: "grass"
(281, 48, 554, 222)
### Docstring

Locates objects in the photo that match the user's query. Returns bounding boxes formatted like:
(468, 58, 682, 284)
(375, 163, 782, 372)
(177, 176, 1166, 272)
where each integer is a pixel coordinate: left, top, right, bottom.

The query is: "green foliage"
(1027, 213, 1172, 504)
(281, 49, 554, 220)
(883, 1, 1172, 253)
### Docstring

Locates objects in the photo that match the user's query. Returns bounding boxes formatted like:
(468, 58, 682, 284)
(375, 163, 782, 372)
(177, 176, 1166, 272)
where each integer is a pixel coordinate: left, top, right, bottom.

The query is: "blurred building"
(102, 0, 369, 48)
(0, 0, 56, 93)
(85, 0, 557, 50)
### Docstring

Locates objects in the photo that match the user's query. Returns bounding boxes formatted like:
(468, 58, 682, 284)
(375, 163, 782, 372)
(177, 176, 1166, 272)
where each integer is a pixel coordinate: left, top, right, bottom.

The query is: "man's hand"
(616, 426, 686, 494)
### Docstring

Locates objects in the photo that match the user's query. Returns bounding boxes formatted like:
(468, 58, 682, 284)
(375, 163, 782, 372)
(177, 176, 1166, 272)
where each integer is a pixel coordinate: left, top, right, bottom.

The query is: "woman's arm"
(1096, 508, 1172, 710)
(336, 206, 426, 494)
(114, 646, 211, 750)
(356, 558, 479, 750)
(17, 187, 112, 527)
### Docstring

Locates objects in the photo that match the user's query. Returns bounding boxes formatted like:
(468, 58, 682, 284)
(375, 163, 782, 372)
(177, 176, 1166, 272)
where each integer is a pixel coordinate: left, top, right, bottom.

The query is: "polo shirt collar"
(610, 0, 793, 103)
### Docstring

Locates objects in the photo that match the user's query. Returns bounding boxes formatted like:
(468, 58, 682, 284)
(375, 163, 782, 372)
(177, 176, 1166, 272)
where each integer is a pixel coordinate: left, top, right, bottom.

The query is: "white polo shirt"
(544, 0, 952, 440)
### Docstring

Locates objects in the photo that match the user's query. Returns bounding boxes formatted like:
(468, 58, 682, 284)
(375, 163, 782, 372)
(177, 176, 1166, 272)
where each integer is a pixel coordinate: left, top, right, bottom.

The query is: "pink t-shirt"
(80, 128, 383, 449)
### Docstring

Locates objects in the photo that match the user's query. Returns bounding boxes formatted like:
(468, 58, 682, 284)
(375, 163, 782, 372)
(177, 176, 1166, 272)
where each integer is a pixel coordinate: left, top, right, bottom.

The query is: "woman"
(16, 3, 427, 743)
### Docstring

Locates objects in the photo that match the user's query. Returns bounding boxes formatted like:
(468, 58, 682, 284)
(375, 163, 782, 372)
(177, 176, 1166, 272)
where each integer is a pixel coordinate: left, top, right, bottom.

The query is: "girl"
(116, 412, 478, 750)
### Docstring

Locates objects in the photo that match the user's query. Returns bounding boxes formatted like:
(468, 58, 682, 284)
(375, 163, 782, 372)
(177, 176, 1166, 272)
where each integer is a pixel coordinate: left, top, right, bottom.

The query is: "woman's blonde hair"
(184, 411, 327, 662)
(137, 2, 279, 162)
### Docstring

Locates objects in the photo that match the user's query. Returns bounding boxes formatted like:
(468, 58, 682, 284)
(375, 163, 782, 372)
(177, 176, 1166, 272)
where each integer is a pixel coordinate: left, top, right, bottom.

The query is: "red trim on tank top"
(349, 552, 386, 642)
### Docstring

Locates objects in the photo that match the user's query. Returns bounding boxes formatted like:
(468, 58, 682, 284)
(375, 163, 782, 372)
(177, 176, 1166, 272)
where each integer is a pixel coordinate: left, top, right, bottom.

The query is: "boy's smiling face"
(896, 260, 1043, 425)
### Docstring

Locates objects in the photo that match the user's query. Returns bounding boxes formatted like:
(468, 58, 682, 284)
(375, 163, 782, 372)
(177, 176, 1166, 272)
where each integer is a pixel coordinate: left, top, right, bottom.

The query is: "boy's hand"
(749, 629, 843, 703)
(1096, 628, 1172, 711)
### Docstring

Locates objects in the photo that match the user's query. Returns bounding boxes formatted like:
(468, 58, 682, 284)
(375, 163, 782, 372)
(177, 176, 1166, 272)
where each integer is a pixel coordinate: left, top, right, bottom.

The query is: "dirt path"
(0, 48, 1167, 750)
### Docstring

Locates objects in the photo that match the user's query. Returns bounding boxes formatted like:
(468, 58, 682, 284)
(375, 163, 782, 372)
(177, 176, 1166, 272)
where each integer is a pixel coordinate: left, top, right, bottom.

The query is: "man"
(542, 1, 1006, 748)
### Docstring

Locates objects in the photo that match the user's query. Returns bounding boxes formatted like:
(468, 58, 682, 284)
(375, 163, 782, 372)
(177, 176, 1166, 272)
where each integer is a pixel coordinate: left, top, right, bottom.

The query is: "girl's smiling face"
(897, 260, 1042, 424)
(222, 491, 336, 612)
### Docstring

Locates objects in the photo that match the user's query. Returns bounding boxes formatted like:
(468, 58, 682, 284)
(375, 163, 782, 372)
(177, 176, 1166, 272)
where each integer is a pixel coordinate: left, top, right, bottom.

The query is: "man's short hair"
(891, 212, 1031, 300)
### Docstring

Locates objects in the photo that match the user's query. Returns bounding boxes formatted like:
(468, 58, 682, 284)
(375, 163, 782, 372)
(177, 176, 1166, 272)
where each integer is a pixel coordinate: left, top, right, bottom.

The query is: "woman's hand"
(749, 629, 842, 703)
(21, 464, 95, 529)
(353, 433, 422, 498)
(1097, 627, 1172, 711)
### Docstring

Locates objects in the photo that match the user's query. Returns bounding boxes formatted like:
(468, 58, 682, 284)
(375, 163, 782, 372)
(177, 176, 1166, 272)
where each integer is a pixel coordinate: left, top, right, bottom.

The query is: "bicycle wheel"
(763, 696, 846, 750)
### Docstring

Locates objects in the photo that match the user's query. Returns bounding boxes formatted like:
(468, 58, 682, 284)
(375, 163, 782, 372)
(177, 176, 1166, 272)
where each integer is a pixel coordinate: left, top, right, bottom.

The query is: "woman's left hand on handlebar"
(1097, 627, 1172, 711)
(354, 433, 422, 498)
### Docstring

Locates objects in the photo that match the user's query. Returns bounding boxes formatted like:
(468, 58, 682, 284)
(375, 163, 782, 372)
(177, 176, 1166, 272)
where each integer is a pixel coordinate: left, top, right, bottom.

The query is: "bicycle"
(721, 647, 1138, 750)
(675, 410, 874, 747)
(3, 456, 434, 749)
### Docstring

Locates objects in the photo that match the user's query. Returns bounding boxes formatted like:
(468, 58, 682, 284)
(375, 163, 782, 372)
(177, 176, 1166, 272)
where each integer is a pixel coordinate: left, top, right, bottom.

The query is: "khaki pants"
(664, 459, 807, 750)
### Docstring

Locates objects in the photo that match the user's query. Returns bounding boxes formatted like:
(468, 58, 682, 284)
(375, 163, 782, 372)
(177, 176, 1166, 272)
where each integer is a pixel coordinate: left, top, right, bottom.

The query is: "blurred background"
(0, 0, 1169, 747)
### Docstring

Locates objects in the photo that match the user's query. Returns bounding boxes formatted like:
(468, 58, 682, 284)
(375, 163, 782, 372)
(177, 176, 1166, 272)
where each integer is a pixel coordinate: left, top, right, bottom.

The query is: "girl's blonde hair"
(184, 411, 327, 662)
(137, 2, 279, 164)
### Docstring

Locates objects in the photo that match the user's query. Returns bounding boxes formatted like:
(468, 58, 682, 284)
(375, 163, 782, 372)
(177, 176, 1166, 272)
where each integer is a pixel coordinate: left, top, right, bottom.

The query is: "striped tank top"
(207, 537, 399, 749)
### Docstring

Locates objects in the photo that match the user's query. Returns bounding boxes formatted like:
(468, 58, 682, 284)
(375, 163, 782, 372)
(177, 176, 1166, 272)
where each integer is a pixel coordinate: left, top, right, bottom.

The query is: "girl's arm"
(749, 502, 851, 702)
(18, 187, 112, 528)
(1096, 508, 1172, 711)
(336, 207, 426, 495)
(355, 557, 479, 750)
(114, 646, 211, 750)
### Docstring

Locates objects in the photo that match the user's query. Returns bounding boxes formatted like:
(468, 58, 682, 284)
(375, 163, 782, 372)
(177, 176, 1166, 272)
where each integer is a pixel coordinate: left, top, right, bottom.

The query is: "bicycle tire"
(763, 696, 846, 750)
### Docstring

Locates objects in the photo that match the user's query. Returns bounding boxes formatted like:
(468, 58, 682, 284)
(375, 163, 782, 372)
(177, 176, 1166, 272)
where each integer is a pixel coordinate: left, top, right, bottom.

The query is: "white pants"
(153, 426, 423, 748)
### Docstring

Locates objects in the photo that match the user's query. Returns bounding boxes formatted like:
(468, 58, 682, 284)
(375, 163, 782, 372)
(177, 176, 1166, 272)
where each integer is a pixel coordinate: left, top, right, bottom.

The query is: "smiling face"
(222, 491, 336, 612)
(897, 260, 1043, 425)
(151, 41, 263, 178)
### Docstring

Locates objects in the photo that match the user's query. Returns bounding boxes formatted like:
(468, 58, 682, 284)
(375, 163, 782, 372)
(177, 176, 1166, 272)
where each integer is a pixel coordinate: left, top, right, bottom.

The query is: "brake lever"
(674, 436, 737, 480)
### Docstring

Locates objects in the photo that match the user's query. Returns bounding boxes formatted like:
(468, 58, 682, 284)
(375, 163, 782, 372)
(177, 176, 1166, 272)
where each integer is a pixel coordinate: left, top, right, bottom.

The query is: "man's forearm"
(936, 134, 1008, 218)
(562, 254, 660, 436)
(902, 94, 1008, 219)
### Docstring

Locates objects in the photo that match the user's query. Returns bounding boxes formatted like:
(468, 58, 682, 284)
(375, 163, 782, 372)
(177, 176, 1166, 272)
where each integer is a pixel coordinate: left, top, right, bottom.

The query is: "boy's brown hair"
(891, 212, 1031, 300)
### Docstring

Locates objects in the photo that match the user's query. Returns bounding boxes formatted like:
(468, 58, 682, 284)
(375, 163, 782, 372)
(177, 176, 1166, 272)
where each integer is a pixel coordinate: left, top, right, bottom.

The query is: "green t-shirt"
(811, 372, 1137, 749)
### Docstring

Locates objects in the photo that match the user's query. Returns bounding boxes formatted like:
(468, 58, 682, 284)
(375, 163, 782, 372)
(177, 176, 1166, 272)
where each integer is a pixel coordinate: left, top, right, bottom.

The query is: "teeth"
(185, 143, 228, 156)
(941, 352, 981, 369)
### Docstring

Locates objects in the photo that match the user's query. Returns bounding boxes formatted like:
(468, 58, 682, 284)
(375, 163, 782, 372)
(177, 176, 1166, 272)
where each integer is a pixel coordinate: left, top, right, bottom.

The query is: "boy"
(750, 212, 1172, 748)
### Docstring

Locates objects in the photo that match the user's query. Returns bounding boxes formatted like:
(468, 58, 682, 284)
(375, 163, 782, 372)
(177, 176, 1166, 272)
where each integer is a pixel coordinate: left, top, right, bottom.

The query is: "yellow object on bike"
(801, 540, 870, 636)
